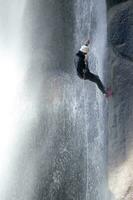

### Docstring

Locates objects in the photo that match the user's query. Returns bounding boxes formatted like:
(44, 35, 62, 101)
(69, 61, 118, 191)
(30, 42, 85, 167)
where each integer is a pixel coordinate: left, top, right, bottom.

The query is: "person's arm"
(84, 60, 89, 71)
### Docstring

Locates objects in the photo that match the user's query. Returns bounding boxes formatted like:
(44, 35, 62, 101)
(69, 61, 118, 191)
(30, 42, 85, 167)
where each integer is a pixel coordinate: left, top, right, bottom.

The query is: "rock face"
(108, 1, 133, 199)
(107, 0, 128, 9)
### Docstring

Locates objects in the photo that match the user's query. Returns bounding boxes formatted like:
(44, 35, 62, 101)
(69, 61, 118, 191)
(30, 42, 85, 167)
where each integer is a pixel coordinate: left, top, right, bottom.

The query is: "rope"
(85, 1, 93, 199)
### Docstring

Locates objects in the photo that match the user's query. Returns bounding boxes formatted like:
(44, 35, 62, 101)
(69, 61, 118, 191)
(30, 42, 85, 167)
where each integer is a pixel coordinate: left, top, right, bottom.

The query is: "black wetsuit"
(76, 51, 106, 94)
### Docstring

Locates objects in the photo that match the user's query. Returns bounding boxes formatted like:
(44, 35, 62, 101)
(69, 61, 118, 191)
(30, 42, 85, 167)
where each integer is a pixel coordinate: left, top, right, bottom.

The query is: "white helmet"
(80, 45, 89, 54)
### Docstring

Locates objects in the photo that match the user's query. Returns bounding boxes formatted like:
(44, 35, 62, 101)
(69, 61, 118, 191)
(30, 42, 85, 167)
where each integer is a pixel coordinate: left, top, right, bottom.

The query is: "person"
(76, 40, 112, 97)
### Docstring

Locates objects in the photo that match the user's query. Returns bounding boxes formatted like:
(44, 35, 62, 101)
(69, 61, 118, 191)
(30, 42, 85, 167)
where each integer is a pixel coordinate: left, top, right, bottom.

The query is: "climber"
(76, 40, 112, 97)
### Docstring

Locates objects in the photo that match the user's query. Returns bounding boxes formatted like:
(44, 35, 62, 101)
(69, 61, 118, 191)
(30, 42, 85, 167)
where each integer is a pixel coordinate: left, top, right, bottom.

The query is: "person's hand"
(85, 54, 88, 61)
(83, 68, 87, 74)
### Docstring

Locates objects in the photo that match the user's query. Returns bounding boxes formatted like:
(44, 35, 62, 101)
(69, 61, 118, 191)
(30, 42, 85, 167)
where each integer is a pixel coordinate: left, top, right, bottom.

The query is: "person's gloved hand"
(83, 68, 87, 74)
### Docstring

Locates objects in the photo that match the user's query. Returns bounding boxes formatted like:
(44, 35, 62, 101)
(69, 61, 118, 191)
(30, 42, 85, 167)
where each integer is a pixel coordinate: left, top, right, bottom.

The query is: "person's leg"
(77, 71, 84, 79)
(84, 71, 106, 94)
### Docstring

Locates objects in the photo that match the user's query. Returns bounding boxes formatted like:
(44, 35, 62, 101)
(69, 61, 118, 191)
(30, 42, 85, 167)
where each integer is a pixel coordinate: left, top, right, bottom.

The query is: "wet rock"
(108, 1, 133, 199)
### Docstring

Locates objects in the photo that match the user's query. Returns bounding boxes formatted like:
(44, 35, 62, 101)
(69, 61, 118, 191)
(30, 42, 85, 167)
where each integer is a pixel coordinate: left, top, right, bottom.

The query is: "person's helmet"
(80, 45, 89, 54)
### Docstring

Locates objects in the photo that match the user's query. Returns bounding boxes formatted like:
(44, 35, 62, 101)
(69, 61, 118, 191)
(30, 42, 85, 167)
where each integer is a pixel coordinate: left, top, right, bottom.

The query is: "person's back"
(76, 51, 86, 79)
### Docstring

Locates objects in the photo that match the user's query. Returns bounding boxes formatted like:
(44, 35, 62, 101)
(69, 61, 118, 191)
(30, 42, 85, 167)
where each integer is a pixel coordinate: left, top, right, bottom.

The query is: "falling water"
(0, 1, 109, 200)
(0, 1, 27, 199)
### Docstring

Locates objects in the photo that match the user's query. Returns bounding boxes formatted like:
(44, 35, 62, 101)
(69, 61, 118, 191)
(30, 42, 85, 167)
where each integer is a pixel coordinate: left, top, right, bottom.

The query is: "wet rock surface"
(108, 1, 133, 199)
(107, 0, 128, 9)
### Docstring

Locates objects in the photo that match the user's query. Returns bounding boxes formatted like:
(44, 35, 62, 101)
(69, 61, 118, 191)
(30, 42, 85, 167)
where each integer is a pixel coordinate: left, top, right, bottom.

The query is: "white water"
(0, 1, 27, 199)
(0, 1, 108, 200)
(74, 0, 108, 199)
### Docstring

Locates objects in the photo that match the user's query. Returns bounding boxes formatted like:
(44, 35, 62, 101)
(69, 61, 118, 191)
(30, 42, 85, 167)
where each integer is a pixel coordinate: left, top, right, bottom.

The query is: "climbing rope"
(84, 1, 93, 199)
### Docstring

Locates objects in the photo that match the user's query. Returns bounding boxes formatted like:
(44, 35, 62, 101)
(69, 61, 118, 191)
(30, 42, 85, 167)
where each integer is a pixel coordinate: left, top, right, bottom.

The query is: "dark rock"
(107, 0, 128, 9)
(108, 0, 133, 61)
(108, 0, 133, 198)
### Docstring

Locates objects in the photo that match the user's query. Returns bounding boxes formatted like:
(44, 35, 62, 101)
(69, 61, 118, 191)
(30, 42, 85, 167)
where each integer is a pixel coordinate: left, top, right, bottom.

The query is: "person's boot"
(105, 87, 113, 97)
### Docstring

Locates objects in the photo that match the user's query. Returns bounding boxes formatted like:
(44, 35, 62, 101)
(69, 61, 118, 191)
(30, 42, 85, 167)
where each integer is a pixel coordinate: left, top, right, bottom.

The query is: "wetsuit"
(76, 51, 106, 94)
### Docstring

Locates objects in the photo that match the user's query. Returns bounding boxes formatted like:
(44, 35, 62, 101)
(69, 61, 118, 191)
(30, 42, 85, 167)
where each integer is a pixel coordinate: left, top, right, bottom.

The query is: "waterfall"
(0, 1, 109, 200)
(0, 1, 27, 199)
(74, 0, 108, 199)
